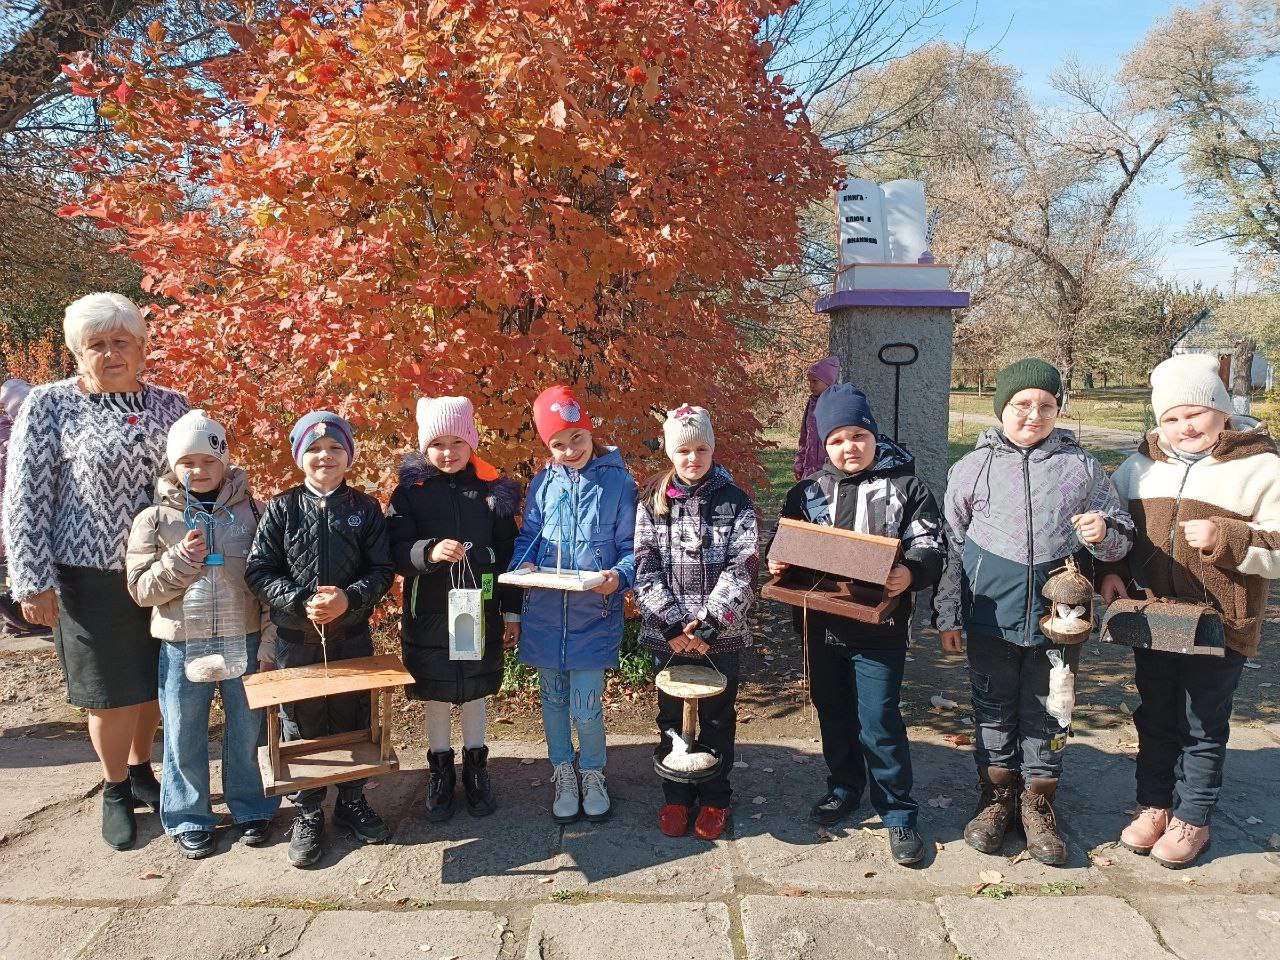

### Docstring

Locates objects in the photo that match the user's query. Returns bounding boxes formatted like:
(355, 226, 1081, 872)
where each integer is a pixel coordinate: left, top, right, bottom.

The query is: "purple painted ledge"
(816, 288, 971, 311)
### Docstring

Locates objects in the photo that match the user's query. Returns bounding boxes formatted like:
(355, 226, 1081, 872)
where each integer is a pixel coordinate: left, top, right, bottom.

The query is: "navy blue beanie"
(815, 383, 879, 443)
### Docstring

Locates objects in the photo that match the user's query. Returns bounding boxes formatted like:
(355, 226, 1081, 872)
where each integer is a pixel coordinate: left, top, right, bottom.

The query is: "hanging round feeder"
(653, 664, 727, 784)
(1039, 555, 1094, 645)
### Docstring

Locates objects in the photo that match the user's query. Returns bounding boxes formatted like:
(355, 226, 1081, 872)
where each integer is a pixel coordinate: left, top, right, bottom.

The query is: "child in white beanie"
(634, 404, 758, 841)
(125, 409, 280, 860)
(1101, 353, 1280, 868)
(387, 396, 522, 821)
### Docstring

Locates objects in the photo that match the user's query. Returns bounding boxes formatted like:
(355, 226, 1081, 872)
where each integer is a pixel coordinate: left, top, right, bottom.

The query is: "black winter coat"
(387, 455, 522, 703)
(245, 482, 395, 644)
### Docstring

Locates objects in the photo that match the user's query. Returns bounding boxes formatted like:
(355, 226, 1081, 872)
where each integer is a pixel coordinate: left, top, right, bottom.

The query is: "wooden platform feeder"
(243, 653, 416, 797)
(653, 665, 727, 784)
(762, 517, 903, 624)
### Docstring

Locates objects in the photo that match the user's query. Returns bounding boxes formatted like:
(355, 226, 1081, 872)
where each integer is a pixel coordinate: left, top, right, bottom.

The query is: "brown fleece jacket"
(1102, 424, 1280, 657)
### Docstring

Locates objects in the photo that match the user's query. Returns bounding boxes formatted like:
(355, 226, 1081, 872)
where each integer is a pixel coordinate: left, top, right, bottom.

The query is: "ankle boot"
(1020, 777, 1068, 865)
(426, 748, 457, 822)
(101, 779, 137, 850)
(462, 745, 497, 817)
(963, 766, 1020, 854)
(128, 762, 161, 811)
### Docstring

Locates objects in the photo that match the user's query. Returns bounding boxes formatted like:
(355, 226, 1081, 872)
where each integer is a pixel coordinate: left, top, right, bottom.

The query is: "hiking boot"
(580, 769, 611, 822)
(1150, 818, 1210, 869)
(426, 748, 457, 822)
(128, 762, 161, 812)
(333, 795, 390, 844)
(1020, 777, 1068, 865)
(1119, 806, 1170, 855)
(964, 766, 1020, 854)
(239, 819, 272, 847)
(287, 809, 324, 868)
(659, 803, 691, 837)
(809, 790, 856, 826)
(176, 829, 216, 860)
(462, 745, 497, 817)
(101, 779, 137, 851)
(551, 762, 580, 823)
(694, 805, 730, 841)
(889, 826, 924, 866)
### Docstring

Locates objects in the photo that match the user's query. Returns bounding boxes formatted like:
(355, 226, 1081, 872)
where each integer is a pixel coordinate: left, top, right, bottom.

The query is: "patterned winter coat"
(1100, 422, 1280, 657)
(935, 427, 1133, 647)
(2, 377, 189, 600)
(777, 439, 945, 647)
(633, 465, 759, 654)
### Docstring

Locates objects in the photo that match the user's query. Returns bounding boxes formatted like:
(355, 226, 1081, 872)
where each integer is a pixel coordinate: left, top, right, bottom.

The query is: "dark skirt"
(54, 565, 159, 709)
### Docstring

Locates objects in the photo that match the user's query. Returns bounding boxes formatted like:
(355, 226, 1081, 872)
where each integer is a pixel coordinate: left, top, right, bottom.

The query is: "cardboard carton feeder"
(762, 517, 902, 624)
(243, 654, 415, 797)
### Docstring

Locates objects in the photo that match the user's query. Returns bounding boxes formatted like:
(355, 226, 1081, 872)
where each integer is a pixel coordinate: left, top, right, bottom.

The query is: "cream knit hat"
(1150, 354, 1233, 419)
(663, 404, 715, 459)
(167, 410, 229, 469)
(416, 396, 480, 451)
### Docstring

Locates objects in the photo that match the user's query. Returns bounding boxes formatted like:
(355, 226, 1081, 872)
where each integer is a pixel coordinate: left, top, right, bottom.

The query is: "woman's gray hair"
(63, 293, 147, 357)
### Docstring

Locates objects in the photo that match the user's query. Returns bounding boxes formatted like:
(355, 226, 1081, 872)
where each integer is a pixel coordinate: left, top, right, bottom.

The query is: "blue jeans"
(158, 634, 280, 835)
(808, 640, 917, 828)
(538, 669, 607, 771)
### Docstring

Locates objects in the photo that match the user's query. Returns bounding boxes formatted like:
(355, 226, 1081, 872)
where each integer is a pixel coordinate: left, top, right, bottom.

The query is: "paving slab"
(525, 902, 733, 960)
(0, 904, 116, 960)
(937, 895, 1174, 960)
(81, 905, 310, 960)
(740, 895, 952, 960)
(1140, 895, 1280, 960)
(293, 908, 506, 959)
(0, 735, 101, 841)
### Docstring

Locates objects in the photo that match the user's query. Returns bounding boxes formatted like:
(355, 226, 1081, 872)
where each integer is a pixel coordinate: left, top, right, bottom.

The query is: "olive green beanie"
(993, 358, 1064, 415)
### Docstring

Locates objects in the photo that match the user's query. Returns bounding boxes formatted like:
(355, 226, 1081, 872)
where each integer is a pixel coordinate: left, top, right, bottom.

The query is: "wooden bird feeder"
(762, 517, 903, 624)
(243, 653, 416, 797)
(653, 664, 727, 784)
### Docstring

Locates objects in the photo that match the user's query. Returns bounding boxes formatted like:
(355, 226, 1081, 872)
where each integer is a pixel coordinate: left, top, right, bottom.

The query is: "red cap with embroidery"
(533, 385, 591, 445)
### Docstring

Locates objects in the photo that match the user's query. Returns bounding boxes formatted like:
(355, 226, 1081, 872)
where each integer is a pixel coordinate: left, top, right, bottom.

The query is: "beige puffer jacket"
(126, 467, 276, 660)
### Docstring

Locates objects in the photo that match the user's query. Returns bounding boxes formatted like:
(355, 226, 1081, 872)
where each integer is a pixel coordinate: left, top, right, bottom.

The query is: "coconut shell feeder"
(653, 664, 727, 784)
(1039, 556, 1094, 644)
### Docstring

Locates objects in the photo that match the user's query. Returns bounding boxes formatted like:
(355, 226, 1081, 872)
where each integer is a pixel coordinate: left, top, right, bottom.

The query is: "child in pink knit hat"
(794, 357, 839, 481)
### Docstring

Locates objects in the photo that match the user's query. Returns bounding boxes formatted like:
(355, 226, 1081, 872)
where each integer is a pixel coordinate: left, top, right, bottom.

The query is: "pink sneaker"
(1119, 806, 1170, 854)
(1150, 818, 1210, 869)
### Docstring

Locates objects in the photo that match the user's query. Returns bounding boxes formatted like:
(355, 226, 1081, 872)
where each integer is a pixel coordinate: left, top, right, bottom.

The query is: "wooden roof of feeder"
(768, 517, 900, 586)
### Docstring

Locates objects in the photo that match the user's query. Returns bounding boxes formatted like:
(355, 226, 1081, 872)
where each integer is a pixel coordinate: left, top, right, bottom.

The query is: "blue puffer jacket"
(510, 447, 638, 671)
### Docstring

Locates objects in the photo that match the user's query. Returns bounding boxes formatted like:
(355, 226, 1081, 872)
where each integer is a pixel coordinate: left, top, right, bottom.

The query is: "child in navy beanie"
(770, 383, 943, 866)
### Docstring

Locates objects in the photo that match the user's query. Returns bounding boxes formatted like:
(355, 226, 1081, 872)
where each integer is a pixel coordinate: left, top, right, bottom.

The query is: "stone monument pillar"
(818, 178, 970, 500)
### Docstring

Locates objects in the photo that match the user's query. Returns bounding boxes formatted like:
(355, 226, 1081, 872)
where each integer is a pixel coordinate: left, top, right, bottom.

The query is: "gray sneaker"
(551, 762, 580, 823)
(580, 769, 611, 822)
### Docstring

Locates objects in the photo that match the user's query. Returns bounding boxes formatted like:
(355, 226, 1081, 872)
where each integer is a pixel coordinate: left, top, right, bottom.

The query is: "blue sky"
(927, 0, 1247, 291)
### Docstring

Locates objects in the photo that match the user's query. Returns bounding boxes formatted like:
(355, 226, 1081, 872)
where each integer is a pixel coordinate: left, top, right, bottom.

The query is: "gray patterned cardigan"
(633, 465, 759, 654)
(2, 377, 189, 600)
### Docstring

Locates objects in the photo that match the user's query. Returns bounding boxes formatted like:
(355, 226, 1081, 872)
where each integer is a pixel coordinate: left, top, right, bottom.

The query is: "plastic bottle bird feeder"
(243, 653, 415, 797)
(653, 665, 728, 784)
(1039, 556, 1094, 644)
(762, 518, 903, 624)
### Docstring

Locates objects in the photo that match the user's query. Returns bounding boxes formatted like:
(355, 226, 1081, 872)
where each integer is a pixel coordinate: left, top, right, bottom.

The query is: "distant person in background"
(795, 356, 839, 481)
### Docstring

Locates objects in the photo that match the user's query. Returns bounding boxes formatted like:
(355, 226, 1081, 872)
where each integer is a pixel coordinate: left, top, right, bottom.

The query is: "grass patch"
(551, 890, 590, 903)
(1039, 880, 1084, 896)
(501, 618, 651, 694)
(980, 884, 1014, 900)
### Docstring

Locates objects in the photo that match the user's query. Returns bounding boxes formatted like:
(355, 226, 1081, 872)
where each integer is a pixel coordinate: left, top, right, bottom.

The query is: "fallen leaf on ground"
(751, 813, 763, 820)
(944, 734, 972, 747)
(763, 767, 774, 773)
(752, 796, 767, 805)
(1246, 816, 1264, 824)
(734, 761, 748, 769)
(417, 946, 431, 953)
(816, 827, 837, 843)
(779, 887, 808, 897)
(1009, 849, 1032, 865)
(520, 758, 536, 765)
(979, 870, 1004, 884)
(971, 882, 991, 895)
(1092, 856, 1115, 867)
(927, 795, 953, 809)
(137, 872, 164, 880)
(863, 870, 877, 878)
(1268, 833, 1280, 850)
(935, 841, 945, 852)
(358, 877, 373, 886)
(537, 877, 554, 885)
(930, 695, 959, 709)
(495, 717, 514, 724)
(739, 714, 755, 722)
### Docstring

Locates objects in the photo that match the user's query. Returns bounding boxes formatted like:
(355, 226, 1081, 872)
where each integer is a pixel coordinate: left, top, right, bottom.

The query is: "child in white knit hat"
(387, 397, 523, 821)
(125, 409, 280, 860)
(1101, 353, 1280, 868)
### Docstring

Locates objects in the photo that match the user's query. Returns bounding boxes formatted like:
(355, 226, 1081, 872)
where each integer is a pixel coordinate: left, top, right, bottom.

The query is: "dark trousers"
(654, 651, 740, 807)
(276, 629, 374, 811)
(1133, 647, 1245, 826)
(967, 633, 1081, 781)
(808, 637, 916, 828)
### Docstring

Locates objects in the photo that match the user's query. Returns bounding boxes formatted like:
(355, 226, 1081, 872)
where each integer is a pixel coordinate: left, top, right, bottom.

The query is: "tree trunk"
(1231, 337, 1256, 415)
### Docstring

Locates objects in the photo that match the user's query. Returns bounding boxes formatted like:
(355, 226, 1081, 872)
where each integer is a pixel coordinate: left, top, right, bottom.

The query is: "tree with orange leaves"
(61, 0, 835, 491)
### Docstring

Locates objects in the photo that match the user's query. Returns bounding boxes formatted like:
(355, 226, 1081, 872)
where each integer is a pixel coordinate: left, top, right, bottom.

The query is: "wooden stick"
(380, 688, 393, 761)
(369, 685, 380, 744)
(681, 699, 698, 743)
(266, 704, 281, 783)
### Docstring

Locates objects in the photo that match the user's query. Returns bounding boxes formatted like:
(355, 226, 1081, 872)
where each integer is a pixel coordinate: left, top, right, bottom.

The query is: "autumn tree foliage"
(61, 0, 835, 491)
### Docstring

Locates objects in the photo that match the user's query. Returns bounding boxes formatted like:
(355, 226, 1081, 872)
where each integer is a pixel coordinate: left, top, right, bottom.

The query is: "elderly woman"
(2, 293, 188, 850)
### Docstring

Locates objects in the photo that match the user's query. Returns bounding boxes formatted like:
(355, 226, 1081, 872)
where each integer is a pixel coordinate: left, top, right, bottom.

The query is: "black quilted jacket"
(245, 482, 395, 643)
